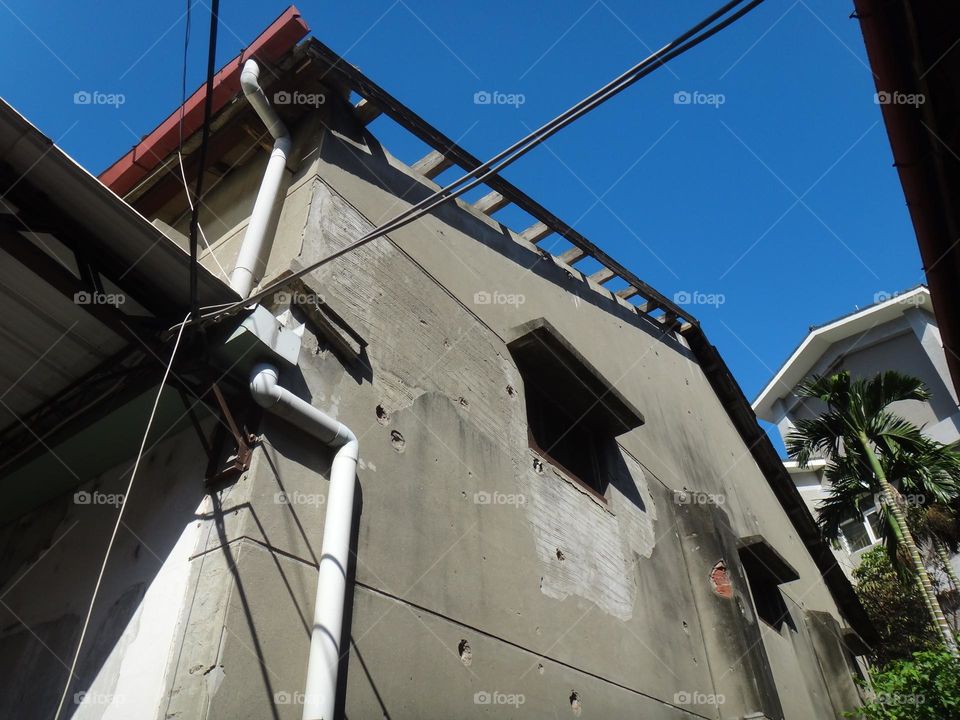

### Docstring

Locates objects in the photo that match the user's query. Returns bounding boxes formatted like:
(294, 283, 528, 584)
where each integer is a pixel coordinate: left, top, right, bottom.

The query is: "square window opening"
(507, 320, 645, 499)
(738, 541, 798, 633)
(525, 382, 608, 495)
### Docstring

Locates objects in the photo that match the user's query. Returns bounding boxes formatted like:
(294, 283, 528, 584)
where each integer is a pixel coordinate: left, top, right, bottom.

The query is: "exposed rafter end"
(557, 246, 586, 265)
(354, 98, 382, 125)
(472, 190, 510, 216)
(412, 149, 454, 180)
(520, 221, 552, 244)
(588, 268, 615, 285)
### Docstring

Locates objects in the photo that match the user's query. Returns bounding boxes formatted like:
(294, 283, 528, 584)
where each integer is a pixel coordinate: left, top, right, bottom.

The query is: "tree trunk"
(858, 432, 958, 656)
(935, 540, 960, 593)
(934, 540, 960, 633)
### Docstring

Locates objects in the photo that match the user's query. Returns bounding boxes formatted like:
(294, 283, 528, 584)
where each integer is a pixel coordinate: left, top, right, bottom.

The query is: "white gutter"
(250, 363, 358, 720)
(229, 59, 292, 297)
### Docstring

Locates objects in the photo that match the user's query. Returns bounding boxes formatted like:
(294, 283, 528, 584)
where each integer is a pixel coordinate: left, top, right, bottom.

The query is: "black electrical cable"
(179, 0, 192, 151)
(188, 0, 766, 330)
(187, 0, 220, 322)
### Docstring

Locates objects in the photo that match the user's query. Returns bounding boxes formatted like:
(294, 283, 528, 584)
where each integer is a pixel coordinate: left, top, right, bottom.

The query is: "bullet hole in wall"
(375, 404, 390, 426)
(458, 396, 469, 408)
(506, 384, 516, 397)
(537, 663, 544, 675)
(533, 457, 544, 474)
(458, 639, 472, 667)
(390, 430, 405, 453)
(556, 548, 565, 561)
(570, 691, 582, 716)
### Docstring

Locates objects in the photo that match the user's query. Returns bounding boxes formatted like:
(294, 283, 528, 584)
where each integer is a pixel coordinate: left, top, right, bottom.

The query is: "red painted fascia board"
(99, 5, 308, 197)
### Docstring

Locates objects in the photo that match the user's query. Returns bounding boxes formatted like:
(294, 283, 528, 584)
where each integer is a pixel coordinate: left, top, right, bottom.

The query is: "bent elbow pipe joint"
(249, 362, 358, 720)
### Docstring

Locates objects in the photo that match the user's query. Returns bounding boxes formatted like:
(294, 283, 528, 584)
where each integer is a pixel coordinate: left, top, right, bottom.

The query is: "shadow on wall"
(606, 445, 646, 514)
(0, 429, 209, 718)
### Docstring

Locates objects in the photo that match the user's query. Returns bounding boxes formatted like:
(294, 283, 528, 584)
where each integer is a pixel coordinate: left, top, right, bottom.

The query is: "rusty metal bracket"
(205, 382, 258, 486)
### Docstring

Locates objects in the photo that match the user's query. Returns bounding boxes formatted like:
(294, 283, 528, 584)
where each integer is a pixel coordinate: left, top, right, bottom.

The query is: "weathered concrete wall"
(117, 95, 867, 718)
(3, 95, 865, 719)
(289, 102, 861, 718)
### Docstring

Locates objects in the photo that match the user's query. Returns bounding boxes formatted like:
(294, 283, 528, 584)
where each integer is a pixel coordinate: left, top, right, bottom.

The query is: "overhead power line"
(187, 0, 221, 322)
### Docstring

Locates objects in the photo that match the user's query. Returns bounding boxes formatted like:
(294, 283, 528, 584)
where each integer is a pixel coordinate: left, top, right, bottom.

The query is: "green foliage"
(852, 547, 939, 665)
(787, 370, 960, 573)
(847, 649, 960, 720)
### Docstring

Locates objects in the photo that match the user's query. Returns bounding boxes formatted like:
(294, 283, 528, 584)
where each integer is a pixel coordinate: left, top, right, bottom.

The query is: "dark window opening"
(525, 381, 606, 493)
(738, 538, 799, 632)
(507, 319, 645, 498)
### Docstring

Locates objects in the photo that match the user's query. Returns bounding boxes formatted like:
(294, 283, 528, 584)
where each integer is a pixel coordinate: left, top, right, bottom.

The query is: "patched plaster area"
(520, 451, 657, 621)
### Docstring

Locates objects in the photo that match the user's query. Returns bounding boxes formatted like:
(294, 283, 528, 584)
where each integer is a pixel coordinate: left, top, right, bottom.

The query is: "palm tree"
(786, 370, 960, 656)
(907, 501, 960, 629)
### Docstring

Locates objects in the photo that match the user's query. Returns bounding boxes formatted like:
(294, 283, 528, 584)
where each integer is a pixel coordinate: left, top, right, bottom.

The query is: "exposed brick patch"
(710, 560, 733, 599)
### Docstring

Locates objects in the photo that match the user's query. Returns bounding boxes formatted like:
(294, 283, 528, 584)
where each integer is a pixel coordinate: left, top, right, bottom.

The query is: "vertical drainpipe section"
(230, 59, 292, 297)
(249, 365, 358, 720)
(236, 63, 356, 720)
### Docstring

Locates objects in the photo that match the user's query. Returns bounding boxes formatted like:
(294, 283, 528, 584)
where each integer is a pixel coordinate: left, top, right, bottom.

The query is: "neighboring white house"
(753, 286, 960, 578)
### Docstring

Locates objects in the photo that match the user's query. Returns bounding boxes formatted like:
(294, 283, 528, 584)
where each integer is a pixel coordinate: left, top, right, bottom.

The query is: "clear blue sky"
(0, 0, 924, 452)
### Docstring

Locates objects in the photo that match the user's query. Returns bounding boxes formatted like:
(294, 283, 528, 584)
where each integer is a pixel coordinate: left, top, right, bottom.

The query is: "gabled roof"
(752, 286, 932, 422)
(99, 6, 308, 197)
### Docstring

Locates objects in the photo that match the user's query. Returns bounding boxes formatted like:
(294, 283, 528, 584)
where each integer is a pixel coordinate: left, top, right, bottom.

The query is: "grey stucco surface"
(0, 96, 866, 719)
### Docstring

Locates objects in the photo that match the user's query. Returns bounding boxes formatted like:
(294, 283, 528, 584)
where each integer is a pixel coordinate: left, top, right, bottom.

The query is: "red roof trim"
(99, 5, 309, 197)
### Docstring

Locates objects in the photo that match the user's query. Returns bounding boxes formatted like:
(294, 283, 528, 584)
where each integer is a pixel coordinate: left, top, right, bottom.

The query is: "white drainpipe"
(237, 59, 353, 719)
(229, 59, 292, 297)
(250, 363, 358, 720)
